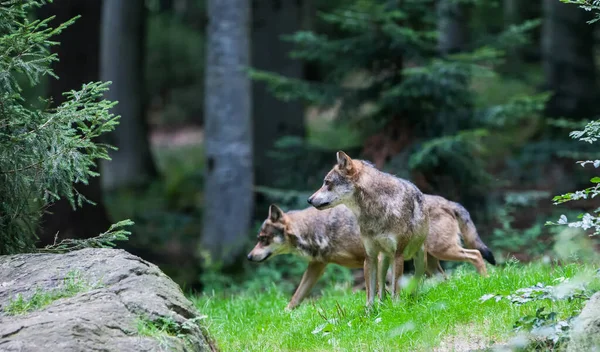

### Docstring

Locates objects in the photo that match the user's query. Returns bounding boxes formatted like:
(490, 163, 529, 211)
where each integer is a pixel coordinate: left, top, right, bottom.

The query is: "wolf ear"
(336, 151, 354, 173)
(268, 204, 284, 222)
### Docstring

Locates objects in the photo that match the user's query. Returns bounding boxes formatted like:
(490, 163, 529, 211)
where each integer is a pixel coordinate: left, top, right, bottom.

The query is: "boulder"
(568, 291, 600, 352)
(0, 248, 215, 352)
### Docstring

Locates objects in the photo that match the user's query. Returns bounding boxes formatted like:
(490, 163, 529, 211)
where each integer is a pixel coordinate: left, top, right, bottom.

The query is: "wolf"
(307, 151, 430, 307)
(247, 196, 495, 309)
(247, 204, 364, 310)
(424, 194, 496, 277)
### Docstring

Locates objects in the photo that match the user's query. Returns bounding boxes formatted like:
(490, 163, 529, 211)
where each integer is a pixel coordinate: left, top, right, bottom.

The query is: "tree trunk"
(542, 0, 597, 118)
(252, 0, 306, 187)
(437, 0, 469, 55)
(100, 0, 157, 191)
(37, 0, 111, 245)
(202, 0, 253, 266)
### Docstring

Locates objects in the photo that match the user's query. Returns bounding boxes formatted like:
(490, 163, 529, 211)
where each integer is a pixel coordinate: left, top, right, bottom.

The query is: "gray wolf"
(247, 195, 495, 309)
(306, 151, 429, 307)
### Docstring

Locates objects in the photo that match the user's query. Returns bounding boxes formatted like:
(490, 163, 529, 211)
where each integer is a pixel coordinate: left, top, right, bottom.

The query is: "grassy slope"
(192, 262, 599, 352)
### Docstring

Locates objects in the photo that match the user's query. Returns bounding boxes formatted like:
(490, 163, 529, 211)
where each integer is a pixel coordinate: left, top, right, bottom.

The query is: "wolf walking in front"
(307, 151, 430, 307)
(247, 204, 364, 310)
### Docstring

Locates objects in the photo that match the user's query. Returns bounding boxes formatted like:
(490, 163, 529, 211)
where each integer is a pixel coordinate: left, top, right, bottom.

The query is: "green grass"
(136, 315, 184, 348)
(192, 261, 599, 351)
(5, 270, 100, 315)
(136, 315, 208, 350)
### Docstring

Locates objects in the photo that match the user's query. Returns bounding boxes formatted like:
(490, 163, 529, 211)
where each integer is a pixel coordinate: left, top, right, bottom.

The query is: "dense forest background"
(4, 0, 600, 292)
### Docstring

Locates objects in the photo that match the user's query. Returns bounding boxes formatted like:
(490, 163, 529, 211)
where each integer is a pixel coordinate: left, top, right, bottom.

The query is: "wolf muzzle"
(307, 196, 330, 209)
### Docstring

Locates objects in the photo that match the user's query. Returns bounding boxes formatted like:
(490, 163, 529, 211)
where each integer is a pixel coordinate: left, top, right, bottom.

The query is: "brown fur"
(247, 204, 364, 309)
(423, 195, 496, 277)
(308, 151, 429, 307)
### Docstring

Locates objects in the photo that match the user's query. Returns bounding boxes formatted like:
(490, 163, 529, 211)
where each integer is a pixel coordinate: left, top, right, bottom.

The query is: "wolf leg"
(391, 252, 404, 299)
(363, 255, 378, 307)
(429, 245, 488, 276)
(377, 253, 390, 301)
(286, 261, 327, 310)
(425, 253, 447, 279)
(411, 246, 426, 297)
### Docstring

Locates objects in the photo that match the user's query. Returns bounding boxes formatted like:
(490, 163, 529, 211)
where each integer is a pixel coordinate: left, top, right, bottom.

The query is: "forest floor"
(191, 261, 599, 351)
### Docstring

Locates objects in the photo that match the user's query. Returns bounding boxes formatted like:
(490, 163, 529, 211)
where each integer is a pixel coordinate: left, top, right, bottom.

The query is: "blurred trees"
(437, 0, 469, 54)
(202, 0, 253, 266)
(542, 0, 597, 119)
(100, 0, 157, 191)
(252, 0, 307, 188)
(36, 0, 112, 244)
(251, 0, 547, 212)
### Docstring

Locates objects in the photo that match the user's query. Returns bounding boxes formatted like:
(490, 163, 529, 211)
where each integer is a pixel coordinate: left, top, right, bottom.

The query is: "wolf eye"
(324, 180, 331, 186)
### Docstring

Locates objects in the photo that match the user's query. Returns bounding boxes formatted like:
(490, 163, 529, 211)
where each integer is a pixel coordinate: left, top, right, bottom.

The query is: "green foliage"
(250, 0, 548, 206)
(37, 220, 134, 254)
(0, 1, 130, 254)
(547, 121, 600, 236)
(491, 191, 554, 257)
(193, 262, 599, 351)
(481, 274, 598, 351)
(560, 0, 600, 23)
(145, 9, 204, 127)
(5, 270, 100, 315)
(136, 314, 207, 349)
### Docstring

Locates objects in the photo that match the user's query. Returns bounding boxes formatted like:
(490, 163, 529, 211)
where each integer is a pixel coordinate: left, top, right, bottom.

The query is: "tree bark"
(202, 0, 253, 265)
(100, 0, 157, 191)
(542, 0, 597, 118)
(252, 0, 306, 187)
(37, 0, 111, 245)
(437, 0, 469, 55)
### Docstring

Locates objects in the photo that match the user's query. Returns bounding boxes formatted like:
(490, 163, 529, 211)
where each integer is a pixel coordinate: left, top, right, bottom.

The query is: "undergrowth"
(192, 261, 599, 351)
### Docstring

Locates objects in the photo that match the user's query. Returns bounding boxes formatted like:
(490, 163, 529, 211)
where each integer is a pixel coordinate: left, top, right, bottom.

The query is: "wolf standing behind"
(307, 151, 430, 307)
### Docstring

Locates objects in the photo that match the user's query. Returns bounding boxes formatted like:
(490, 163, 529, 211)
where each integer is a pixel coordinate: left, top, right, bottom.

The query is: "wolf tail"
(452, 202, 496, 265)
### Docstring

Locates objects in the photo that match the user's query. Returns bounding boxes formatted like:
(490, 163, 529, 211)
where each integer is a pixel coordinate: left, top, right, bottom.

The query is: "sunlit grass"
(192, 261, 599, 351)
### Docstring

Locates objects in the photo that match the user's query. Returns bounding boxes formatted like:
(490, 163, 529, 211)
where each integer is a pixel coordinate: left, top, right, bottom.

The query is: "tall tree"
(252, 0, 306, 188)
(437, 0, 469, 55)
(542, 0, 597, 118)
(37, 0, 111, 244)
(202, 0, 253, 265)
(100, 0, 157, 191)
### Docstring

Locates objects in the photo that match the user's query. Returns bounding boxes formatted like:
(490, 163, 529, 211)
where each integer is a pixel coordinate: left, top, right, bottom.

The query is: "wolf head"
(308, 151, 358, 210)
(247, 204, 294, 262)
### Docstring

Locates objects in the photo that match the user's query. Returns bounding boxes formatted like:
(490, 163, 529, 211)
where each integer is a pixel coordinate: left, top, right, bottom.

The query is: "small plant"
(513, 307, 572, 350)
(37, 219, 134, 254)
(136, 315, 207, 349)
(480, 276, 597, 351)
(5, 270, 100, 315)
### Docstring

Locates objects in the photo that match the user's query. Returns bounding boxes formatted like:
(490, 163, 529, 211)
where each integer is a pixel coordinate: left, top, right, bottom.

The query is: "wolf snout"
(246, 253, 252, 261)
(307, 196, 314, 205)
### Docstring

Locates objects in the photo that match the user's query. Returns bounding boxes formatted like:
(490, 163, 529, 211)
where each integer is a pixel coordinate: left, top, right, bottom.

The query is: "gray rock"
(0, 248, 215, 352)
(567, 291, 600, 352)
